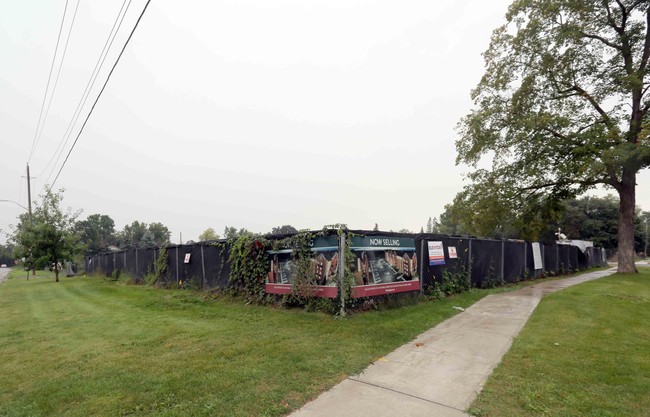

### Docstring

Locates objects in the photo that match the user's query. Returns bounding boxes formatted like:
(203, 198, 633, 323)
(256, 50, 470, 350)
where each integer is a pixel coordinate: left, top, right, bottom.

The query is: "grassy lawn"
(0, 269, 495, 417)
(470, 267, 650, 417)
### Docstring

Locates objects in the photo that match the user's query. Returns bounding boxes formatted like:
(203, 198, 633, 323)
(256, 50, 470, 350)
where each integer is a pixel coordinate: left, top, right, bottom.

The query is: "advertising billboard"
(349, 235, 420, 297)
(265, 235, 339, 298)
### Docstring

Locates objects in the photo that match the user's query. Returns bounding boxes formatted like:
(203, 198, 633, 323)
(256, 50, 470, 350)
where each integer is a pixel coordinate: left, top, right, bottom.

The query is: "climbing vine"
(145, 247, 168, 286)
(227, 235, 270, 303)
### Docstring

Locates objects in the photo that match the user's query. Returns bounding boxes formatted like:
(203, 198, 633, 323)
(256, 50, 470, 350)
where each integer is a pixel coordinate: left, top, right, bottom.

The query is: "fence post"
(524, 242, 528, 277)
(176, 246, 180, 284)
(468, 238, 473, 282)
(339, 232, 346, 317)
(200, 244, 206, 290)
(419, 239, 425, 293)
(500, 240, 505, 281)
(556, 245, 560, 273)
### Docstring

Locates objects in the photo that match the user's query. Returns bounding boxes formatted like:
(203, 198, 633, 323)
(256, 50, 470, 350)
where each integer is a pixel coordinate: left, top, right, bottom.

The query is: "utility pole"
(26, 163, 34, 277)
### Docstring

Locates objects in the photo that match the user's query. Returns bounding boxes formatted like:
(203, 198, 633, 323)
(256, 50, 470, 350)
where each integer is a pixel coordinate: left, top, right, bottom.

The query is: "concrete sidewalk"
(290, 268, 617, 417)
(0, 268, 9, 286)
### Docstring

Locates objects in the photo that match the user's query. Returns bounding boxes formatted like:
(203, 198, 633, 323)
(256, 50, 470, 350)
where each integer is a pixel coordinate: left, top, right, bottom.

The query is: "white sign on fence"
(532, 243, 543, 270)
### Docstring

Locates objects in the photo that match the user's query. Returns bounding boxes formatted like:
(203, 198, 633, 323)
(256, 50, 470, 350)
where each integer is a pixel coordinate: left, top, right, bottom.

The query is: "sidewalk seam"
(347, 376, 467, 414)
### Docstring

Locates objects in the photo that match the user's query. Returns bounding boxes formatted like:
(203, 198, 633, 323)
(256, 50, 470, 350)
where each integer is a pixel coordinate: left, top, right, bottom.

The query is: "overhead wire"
(28, 0, 69, 162)
(36, 0, 133, 180)
(49, 0, 152, 190)
(28, 0, 81, 162)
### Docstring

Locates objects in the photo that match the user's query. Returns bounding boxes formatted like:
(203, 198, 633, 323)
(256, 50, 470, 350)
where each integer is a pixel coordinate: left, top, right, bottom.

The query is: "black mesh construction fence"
(163, 246, 179, 285)
(585, 246, 605, 267)
(503, 241, 526, 283)
(124, 249, 137, 277)
(115, 251, 125, 274)
(85, 233, 607, 292)
(85, 248, 159, 280)
(577, 249, 588, 270)
(544, 244, 558, 274)
(468, 239, 503, 287)
(414, 235, 471, 288)
(104, 253, 114, 276)
(178, 245, 203, 288)
(570, 246, 580, 271)
(563, 245, 573, 271)
(203, 244, 231, 289)
(138, 248, 157, 278)
(525, 243, 543, 279)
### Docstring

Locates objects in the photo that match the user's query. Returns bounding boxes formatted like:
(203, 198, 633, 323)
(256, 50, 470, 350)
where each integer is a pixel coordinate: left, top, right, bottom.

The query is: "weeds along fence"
(84, 243, 231, 290)
(84, 231, 608, 292)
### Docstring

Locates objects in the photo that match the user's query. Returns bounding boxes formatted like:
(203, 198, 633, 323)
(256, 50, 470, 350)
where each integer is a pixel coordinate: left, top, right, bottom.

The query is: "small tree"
(224, 226, 251, 240)
(270, 225, 298, 235)
(198, 227, 220, 241)
(11, 189, 82, 282)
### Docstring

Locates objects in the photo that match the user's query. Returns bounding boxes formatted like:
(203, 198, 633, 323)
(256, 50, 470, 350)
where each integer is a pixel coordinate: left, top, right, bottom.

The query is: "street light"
(0, 199, 29, 211)
(0, 199, 31, 278)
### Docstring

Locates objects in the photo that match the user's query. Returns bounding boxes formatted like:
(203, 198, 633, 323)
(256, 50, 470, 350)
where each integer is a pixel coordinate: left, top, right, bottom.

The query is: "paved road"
(290, 268, 617, 417)
(0, 267, 10, 285)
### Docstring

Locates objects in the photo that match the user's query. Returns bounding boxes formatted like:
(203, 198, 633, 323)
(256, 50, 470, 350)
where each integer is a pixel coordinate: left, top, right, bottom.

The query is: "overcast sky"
(2, 0, 649, 244)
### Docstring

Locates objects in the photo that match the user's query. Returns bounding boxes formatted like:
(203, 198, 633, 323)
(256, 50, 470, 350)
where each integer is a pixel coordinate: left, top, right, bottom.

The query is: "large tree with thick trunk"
(457, 0, 650, 273)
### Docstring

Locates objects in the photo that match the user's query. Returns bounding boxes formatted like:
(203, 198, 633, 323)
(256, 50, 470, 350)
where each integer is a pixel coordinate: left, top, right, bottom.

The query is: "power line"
(29, 0, 81, 163)
(36, 0, 133, 180)
(28, 0, 80, 163)
(28, 0, 69, 162)
(50, 0, 152, 190)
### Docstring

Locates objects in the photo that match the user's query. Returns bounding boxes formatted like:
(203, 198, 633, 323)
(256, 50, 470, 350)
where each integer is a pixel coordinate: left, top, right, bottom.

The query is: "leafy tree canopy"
(457, 0, 650, 272)
(10, 189, 82, 282)
(223, 226, 252, 240)
(270, 225, 298, 235)
(0, 243, 15, 266)
(439, 191, 649, 252)
(198, 227, 220, 241)
(117, 221, 171, 248)
(75, 214, 116, 255)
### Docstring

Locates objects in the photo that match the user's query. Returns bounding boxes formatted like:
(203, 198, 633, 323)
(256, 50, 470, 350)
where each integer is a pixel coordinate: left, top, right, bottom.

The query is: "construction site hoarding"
(265, 235, 339, 298)
(349, 235, 420, 297)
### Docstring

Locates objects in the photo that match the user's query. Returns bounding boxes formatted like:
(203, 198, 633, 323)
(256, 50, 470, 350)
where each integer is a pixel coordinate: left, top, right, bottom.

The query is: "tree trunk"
(617, 170, 638, 273)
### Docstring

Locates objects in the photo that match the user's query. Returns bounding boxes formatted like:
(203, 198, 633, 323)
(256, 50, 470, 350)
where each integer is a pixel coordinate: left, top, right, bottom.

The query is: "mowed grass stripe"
(1, 273, 490, 416)
(470, 268, 650, 417)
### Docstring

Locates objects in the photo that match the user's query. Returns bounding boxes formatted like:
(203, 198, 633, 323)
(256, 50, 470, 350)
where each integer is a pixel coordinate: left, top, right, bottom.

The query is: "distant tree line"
(425, 195, 649, 252)
(0, 243, 15, 266)
(74, 215, 171, 254)
(8, 189, 174, 277)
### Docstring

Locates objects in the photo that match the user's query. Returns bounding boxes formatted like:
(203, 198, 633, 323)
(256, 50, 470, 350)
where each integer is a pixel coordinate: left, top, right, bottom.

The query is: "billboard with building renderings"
(265, 235, 339, 298)
(349, 235, 420, 297)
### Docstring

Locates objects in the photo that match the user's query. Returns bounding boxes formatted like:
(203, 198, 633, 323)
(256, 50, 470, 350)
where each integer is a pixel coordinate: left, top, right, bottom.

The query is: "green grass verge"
(0, 269, 493, 417)
(470, 267, 650, 417)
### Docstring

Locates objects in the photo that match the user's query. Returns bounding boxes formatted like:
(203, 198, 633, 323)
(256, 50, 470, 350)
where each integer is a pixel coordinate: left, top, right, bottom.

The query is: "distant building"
(313, 253, 328, 284)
